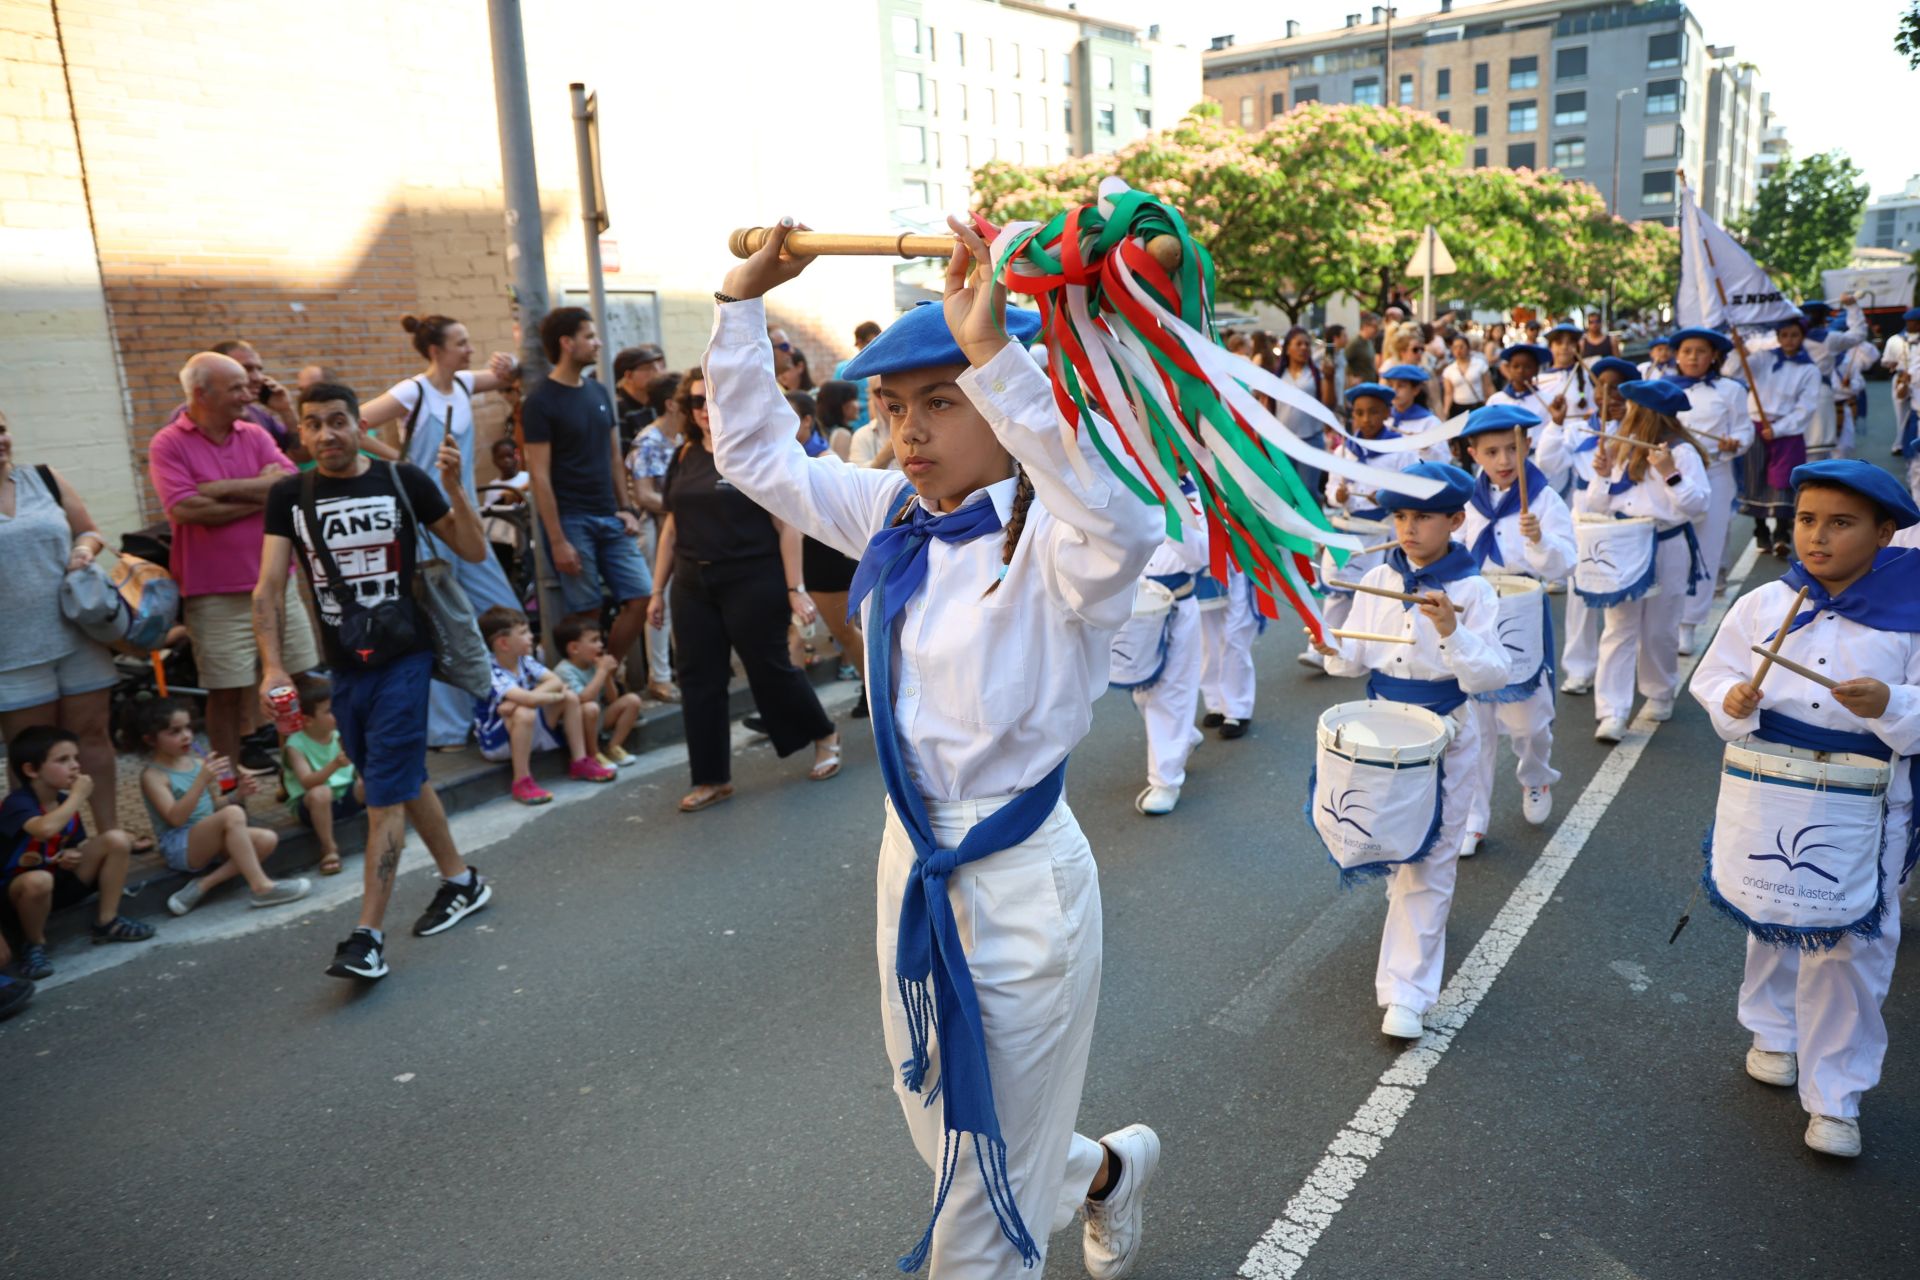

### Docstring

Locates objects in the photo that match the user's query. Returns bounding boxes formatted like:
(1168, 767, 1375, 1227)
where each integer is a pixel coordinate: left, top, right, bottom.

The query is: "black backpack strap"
(386, 460, 429, 552)
(398, 375, 429, 454)
(299, 470, 350, 605)
(34, 464, 60, 508)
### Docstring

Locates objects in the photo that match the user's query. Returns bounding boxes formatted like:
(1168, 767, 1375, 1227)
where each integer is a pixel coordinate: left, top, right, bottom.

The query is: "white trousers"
(1134, 599, 1203, 789)
(1683, 462, 1736, 629)
(1594, 534, 1692, 722)
(1560, 590, 1600, 683)
(876, 796, 1107, 1278)
(1739, 820, 1907, 1118)
(1199, 572, 1258, 719)
(1462, 684, 1561, 833)
(1376, 709, 1478, 1012)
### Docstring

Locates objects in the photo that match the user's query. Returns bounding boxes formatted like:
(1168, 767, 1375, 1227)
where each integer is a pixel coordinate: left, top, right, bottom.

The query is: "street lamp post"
(1606, 85, 1639, 331)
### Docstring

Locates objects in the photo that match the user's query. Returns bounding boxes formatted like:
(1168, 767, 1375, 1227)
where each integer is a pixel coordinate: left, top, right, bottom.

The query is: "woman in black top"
(647, 372, 839, 812)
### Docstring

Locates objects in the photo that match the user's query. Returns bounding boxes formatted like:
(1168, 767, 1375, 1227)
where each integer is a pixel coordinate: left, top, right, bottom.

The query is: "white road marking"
(1238, 544, 1760, 1279)
(28, 686, 859, 995)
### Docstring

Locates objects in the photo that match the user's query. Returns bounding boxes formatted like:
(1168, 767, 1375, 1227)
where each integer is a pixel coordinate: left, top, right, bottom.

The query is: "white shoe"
(1561, 676, 1594, 695)
(166, 878, 208, 917)
(1297, 646, 1324, 669)
(1083, 1123, 1161, 1280)
(1677, 625, 1697, 656)
(1644, 700, 1674, 722)
(1134, 784, 1180, 816)
(1522, 785, 1552, 824)
(1545, 579, 1566, 595)
(1745, 1047, 1797, 1087)
(1459, 831, 1482, 858)
(1595, 716, 1628, 743)
(1380, 1003, 1423, 1039)
(1804, 1114, 1861, 1158)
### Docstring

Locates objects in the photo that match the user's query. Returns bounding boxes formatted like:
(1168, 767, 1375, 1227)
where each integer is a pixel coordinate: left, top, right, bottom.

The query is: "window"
(1647, 79, 1683, 115)
(891, 15, 921, 56)
(929, 80, 939, 115)
(1016, 140, 1026, 163)
(1042, 144, 1052, 163)
(961, 135, 972, 167)
(1473, 146, 1488, 167)
(1132, 62, 1151, 94)
(1094, 54, 1115, 88)
(1648, 30, 1685, 69)
(932, 183, 944, 208)
(1553, 90, 1586, 126)
(1294, 83, 1320, 104)
(984, 38, 994, 72)
(1099, 102, 1117, 133)
(1644, 120, 1682, 159)
(1238, 96, 1252, 126)
(948, 30, 965, 65)
(1436, 68, 1451, 99)
(1353, 76, 1382, 105)
(1136, 106, 1152, 129)
(926, 25, 936, 60)
(1507, 141, 1537, 169)
(1509, 56, 1538, 89)
(1556, 46, 1587, 79)
(1551, 137, 1585, 168)
(958, 83, 969, 121)
(1508, 100, 1537, 132)
(1398, 73, 1414, 104)
(1642, 170, 1676, 204)
(1472, 104, 1488, 135)
(1060, 51, 1072, 84)
(1063, 103, 1072, 133)
(1474, 62, 1489, 93)
(1271, 91, 1286, 115)
(1039, 96, 1048, 127)
(897, 125, 925, 164)
(1012, 92, 1023, 128)
(929, 132, 942, 166)
(985, 87, 997, 125)
(895, 71, 923, 110)
(1010, 44, 1021, 78)
(1037, 47, 1047, 82)
(1436, 109, 1451, 125)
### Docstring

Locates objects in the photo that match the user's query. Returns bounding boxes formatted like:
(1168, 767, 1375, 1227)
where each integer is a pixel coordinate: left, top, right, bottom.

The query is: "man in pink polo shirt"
(149, 352, 320, 767)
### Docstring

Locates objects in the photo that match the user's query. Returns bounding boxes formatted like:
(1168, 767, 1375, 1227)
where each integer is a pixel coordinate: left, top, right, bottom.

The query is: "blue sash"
(1900, 408, 1917, 460)
(1367, 671, 1468, 716)
(1147, 571, 1196, 598)
(1654, 521, 1707, 596)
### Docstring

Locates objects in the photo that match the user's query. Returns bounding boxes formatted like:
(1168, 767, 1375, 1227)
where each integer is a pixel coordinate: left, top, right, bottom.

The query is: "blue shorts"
(333, 651, 433, 808)
(551, 511, 653, 615)
(295, 786, 366, 829)
(158, 824, 196, 873)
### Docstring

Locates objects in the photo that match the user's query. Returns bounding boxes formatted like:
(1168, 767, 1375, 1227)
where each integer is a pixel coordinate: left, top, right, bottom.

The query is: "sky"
(1097, 0, 1916, 202)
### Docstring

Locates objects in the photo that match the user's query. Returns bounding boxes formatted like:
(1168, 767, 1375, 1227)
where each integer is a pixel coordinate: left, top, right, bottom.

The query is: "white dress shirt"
(1676, 377, 1755, 459)
(705, 299, 1161, 802)
(1459, 481, 1577, 581)
(1576, 438, 1711, 527)
(1322, 437, 1417, 517)
(1746, 355, 1824, 440)
(1486, 386, 1572, 490)
(1320, 561, 1511, 695)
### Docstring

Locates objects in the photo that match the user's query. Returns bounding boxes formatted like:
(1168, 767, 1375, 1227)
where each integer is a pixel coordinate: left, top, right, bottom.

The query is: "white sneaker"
(1677, 625, 1697, 656)
(1745, 1047, 1797, 1087)
(1297, 646, 1324, 669)
(1561, 675, 1594, 695)
(1804, 1114, 1861, 1158)
(1083, 1123, 1161, 1280)
(1644, 700, 1674, 722)
(1595, 716, 1628, 743)
(1380, 1004, 1423, 1039)
(1522, 785, 1552, 824)
(1459, 831, 1482, 858)
(1134, 784, 1180, 816)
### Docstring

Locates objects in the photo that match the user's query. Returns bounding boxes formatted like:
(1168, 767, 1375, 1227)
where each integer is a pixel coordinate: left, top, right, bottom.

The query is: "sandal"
(91, 915, 155, 944)
(316, 849, 343, 876)
(678, 784, 734, 813)
(809, 739, 843, 782)
(130, 834, 157, 858)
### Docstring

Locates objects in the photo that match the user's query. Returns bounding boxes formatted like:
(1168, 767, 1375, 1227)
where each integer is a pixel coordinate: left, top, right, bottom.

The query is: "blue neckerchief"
(1467, 462, 1550, 568)
(1772, 348, 1814, 371)
(1667, 371, 1717, 389)
(1385, 542, 1477, 605)
(801, 428, 830, 457)
(1806, 327, 1832, 345)
(1390, 404, 1434, 432)
(1773, 548, 1920, 639)
(851, 484, 1050, 1271)
(1348, 426, 1401, 464)
(1607, 472, 1636, 496)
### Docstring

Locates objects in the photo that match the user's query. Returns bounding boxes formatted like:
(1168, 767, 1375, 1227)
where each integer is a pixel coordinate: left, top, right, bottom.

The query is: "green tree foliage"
(1898, 1, 1920, 68)
(1729, 152, 1870, 299)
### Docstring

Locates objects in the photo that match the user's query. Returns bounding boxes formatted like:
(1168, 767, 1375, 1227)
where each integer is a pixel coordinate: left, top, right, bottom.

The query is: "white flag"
(1675, 178, 1799, 331)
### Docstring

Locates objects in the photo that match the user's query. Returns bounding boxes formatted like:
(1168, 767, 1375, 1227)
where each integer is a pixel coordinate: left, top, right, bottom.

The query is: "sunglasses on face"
(685, 394, 707, 410)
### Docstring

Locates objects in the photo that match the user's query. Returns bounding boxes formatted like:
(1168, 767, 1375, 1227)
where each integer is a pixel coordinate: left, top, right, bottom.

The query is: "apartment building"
(1202, 0, 1768, 227)
(1857, 175, 1920, 256)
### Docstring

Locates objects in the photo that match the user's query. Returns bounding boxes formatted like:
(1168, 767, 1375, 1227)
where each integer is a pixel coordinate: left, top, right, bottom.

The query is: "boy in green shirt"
(282, 680, 365, 875)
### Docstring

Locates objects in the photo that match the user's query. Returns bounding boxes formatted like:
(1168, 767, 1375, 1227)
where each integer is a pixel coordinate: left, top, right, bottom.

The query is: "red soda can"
(267, 685, 305, 736)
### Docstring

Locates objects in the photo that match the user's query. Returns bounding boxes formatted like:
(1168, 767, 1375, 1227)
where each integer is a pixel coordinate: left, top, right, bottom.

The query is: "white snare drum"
(1310, 701, 1456, 881)
(1109, 579, 1176, 690)
(1318, 515, 1392, 594)
(1477, 573, 1548, 700)
(1573, 513, 1658, 606)
(1707, 738, 1894, 946)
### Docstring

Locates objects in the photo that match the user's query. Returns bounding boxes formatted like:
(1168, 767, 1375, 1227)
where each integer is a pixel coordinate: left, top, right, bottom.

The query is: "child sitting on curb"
(552, 617, 643, 768)
(281, 679, 366, 876)
(473, 606, 616, 805)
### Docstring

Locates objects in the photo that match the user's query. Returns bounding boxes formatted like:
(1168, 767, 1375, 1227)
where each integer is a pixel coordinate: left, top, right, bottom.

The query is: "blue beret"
(1647, 335, 1673, 348)
(1790, 459, 1920, 529)
(1344, 382, 1394, 406)
(1776, 313, 1810, 334)
(1903, 307, 1920, 323)
(1498, 343, 1550, 366)
(1799, 300, 1833, 317)
(1382, 363, 1430, 383)
(1382, 460, 1474, 514)
(1666, 326, 1732, 355)
(1541, 323, 1582, 340)
(841, 301, 1043, 380)
(1590, 356, 1640, 381)
(1619, 379, 1690, 416)
(1458, 403, 1542, 440)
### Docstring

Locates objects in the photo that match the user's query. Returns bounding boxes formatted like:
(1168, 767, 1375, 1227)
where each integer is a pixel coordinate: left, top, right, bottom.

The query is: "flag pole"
(1678, 168, 1774, 440)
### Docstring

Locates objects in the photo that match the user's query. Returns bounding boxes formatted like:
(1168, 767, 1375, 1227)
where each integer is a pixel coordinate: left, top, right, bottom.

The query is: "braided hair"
(985, 467, 1035, 595)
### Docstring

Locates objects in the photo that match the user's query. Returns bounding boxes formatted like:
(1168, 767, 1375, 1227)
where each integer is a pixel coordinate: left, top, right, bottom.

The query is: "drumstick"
(728, 226, 1185, 269)
(1748, 645, 1837, 690)
(1750, 585, 1810, 689)
(1358, 539, 1400, 555)
(1327, 579, 1424, 603)
(1577, 425, 1661, 450)
(1331, 629, 1413, 645)
(1514, 425, 1530, 515)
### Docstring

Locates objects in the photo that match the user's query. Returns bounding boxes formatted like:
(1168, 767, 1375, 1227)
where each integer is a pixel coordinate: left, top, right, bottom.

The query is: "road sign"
(1406, 225, 1456, 277)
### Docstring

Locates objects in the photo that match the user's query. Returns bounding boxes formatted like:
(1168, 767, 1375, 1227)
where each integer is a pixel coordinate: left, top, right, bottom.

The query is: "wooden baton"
(1750, 585, 1812, 690)
(1331, 629, 1414, 645)
(1327, 580, 1424, 604)
(728, 226, 1185, 269)
(1514, 424, 1530, 515)
(1748, 645, 1837, 690)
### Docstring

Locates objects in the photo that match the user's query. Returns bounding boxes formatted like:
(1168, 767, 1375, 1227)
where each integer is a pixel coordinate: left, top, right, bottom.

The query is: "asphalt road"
(4, 546, 1914, 1280)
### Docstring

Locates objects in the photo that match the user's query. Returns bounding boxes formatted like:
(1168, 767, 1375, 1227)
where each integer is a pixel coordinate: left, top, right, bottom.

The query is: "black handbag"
(299, 470, 421, 667)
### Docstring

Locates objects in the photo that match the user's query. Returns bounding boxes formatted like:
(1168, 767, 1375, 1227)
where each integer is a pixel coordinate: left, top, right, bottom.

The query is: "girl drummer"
(706, 219, 1163, 1276)
(1560, 358, 1640, 697)
(1538, 323, 1600, 423)
(1456, 404, 1578, 851)
(1579, 379, 1710, 742)
(1303, 383, 1419, 670)
(1310, 461, 1511, 1039)
(1660, 327, 1751, 656)
(1688, 459, 1920, 1158)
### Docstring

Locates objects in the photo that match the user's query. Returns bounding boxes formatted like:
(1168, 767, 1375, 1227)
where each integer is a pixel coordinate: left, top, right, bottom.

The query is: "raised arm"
(1520, 485, 1578, 581)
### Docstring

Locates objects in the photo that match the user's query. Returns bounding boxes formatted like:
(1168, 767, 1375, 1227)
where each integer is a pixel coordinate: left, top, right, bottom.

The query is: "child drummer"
(1560, 358, 1641, 696)
(1456, 404, 1577, 850)
(1688, 459, 1920, 1158)
(1303, 383, 1420, 669)
(1311, 461, 1511, 1039)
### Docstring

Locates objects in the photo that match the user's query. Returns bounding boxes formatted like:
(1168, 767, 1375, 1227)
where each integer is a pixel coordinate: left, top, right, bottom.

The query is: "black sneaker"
(0, 975, 33, 1021)
(1219, 717, 1251, 740)
(326, 930, 388, 981)
(742, 714, 768, 735)
(851, 688, 870, 720)
(1201, 712, 1226, 729)
(19, 944, 53, 980)
(413, 871, 492, 937)
(239, 742, 279, 774)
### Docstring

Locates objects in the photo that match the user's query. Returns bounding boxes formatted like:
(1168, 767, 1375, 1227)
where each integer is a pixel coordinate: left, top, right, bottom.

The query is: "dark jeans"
(670, 553, 833, 786)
